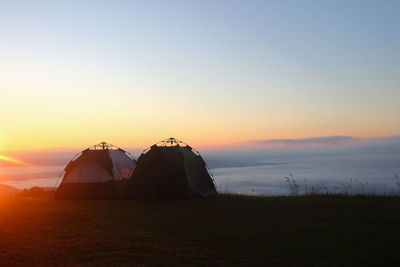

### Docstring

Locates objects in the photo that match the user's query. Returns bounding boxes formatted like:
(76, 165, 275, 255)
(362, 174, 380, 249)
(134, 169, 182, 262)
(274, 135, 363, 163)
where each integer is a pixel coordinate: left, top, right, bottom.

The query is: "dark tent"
(126, 138, 217, 199)
(55, 142, 136, 199)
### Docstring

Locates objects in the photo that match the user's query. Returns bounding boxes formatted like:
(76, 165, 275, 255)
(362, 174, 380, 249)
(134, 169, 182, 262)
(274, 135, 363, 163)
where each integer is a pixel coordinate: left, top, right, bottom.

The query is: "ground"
(1, 195, 400, 266)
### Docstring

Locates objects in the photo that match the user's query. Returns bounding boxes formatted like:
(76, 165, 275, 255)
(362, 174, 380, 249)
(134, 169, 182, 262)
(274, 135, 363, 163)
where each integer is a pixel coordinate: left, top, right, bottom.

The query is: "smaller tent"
(55, 142, 136, 199)
(126, 137, 217, 199)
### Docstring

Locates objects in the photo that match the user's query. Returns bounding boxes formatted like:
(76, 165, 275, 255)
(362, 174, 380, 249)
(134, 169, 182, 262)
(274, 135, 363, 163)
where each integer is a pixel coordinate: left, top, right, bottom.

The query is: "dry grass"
(1, 195, 400, 266)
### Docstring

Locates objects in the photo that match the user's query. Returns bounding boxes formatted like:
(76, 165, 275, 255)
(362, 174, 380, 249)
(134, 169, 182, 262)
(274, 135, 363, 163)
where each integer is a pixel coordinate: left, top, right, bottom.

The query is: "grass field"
(1, 195, 400, 266)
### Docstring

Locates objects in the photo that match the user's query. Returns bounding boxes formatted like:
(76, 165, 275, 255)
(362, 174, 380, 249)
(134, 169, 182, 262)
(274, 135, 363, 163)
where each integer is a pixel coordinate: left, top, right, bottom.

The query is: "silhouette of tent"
(55, 142, 136, 199)
(126, 137, 217, 199)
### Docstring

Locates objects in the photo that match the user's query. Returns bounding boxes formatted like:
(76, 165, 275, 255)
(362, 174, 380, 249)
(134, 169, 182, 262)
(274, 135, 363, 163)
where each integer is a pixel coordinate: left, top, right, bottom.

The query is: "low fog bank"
(202, 136, 400, 195)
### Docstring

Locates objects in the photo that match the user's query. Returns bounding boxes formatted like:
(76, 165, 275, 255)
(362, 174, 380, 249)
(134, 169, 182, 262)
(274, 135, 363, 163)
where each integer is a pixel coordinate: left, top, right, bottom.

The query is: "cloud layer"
(251, 135, 400, 147)
(252, 136, 357, 146)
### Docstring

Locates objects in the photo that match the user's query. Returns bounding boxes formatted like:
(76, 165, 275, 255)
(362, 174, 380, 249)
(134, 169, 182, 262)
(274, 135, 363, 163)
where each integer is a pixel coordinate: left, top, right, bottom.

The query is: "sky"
(1, 0, 399, 152)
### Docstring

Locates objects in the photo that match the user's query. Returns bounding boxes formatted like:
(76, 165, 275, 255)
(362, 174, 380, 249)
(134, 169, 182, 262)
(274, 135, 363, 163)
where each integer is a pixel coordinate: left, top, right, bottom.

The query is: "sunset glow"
(0, 155, 29, 166)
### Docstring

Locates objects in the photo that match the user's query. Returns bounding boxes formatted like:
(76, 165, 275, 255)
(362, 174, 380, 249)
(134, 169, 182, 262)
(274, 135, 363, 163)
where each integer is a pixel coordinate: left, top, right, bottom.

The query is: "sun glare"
(0, 155, 30, 166)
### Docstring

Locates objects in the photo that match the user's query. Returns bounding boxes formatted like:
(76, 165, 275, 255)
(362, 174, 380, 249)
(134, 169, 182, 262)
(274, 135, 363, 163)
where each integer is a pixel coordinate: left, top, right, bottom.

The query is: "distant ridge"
(0, 184, 19, 197)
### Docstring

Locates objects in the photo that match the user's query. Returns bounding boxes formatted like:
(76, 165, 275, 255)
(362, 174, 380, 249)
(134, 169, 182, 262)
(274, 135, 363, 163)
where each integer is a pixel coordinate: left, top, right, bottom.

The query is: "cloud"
(0, 170, 59, 182)
(251, 136, 359, 146)
(372, 136, 400, 143)
(3, 150, 74, 167)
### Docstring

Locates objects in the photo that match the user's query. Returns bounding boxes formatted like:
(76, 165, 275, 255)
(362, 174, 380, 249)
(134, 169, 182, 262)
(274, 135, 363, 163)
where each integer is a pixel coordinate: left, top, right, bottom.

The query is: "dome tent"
(55, 142, 136, 199)
(126, 137, 217, 199)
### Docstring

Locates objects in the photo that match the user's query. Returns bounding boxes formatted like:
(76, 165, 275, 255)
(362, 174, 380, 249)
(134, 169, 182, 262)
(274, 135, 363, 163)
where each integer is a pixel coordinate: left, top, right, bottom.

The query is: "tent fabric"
(126, 139, 217, 199)
(87, 150, 114, 177)
(55, 143, 136, 199)
(109, 149, 136, 180)
(126, 146, 189, 199)
(61, 152, 113, 183)
(181, 147, 216, 197)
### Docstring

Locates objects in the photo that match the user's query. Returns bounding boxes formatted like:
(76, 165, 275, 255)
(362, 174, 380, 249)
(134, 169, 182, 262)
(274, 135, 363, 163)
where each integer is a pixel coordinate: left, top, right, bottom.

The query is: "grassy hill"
(1, 195, 400, 266)
(0, 184, 19, 197)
